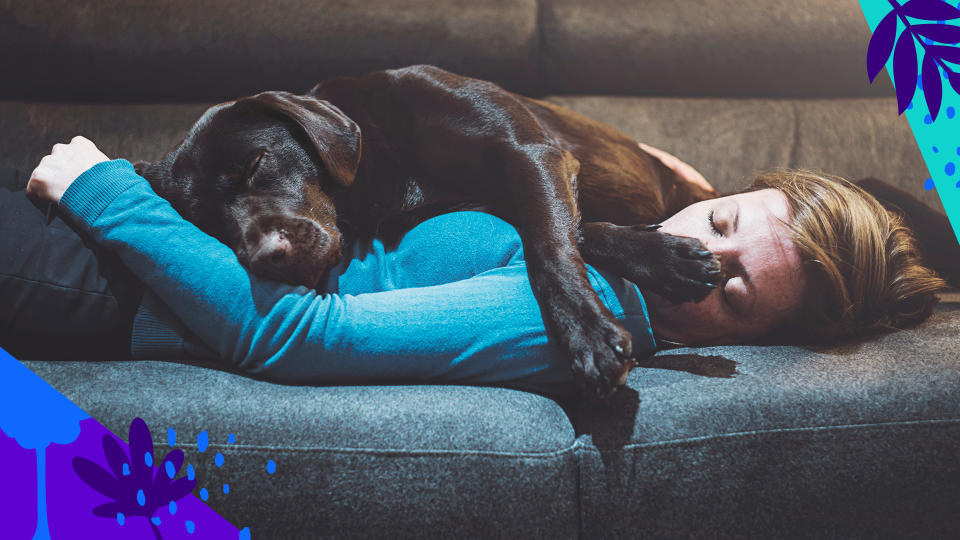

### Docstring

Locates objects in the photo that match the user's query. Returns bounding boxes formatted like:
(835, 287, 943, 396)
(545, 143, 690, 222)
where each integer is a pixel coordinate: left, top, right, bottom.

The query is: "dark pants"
(0, 163, 144, 360)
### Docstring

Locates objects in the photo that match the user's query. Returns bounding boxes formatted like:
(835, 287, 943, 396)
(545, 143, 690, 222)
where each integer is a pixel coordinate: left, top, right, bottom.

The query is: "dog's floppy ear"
(131, 160, 151, 175)
(237, 91, 361, 188)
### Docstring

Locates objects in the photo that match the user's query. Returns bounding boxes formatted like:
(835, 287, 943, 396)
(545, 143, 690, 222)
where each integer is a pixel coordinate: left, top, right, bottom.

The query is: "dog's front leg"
(493, 145, 641, 398)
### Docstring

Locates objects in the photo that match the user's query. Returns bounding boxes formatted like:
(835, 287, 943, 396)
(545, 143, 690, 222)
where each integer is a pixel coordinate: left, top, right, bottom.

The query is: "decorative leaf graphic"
(913, 23, 960, 43)
(72, 457, 126, 500)
(71, 417, 197, 540)
(948, 69, 960, 95)
(102, 434, 130, 478)
(893, 30, 920, 113)
(922, 53, 943, 119)
(869, 11, 900, 82)
(929, 44, 960, 63)
(901, 0, 960, 20)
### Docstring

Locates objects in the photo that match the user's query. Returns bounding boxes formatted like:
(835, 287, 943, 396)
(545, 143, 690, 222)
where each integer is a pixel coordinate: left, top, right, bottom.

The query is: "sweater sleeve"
(57, 159, 594, 393)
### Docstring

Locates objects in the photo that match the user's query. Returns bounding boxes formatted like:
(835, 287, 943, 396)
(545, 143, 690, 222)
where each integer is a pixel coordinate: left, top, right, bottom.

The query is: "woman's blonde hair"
(741, 168, 948, 345)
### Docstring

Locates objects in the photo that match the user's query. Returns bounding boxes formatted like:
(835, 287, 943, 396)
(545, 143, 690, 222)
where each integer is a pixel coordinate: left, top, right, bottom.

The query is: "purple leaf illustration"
(912, 23, 960, 43)
(893, 30, 920, 113)
(922, 53, 943, 119)
(901, 0, 960, 20)
(102, 433, 130, 478)
(71, 417, 197, 540)
(869, 11, 900, 82)
(929, 44, 960, 63)
(73, 456, 126, 500)
(948, 69, 960, 95)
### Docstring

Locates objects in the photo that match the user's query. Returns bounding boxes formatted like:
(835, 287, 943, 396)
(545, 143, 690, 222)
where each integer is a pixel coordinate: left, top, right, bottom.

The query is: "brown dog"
(132, 65, 727, 398)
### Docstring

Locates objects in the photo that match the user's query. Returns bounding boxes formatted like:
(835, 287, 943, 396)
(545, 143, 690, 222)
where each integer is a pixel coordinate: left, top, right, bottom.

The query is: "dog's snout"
(244, 220, 340, 288)
(252, 229, 294, 267)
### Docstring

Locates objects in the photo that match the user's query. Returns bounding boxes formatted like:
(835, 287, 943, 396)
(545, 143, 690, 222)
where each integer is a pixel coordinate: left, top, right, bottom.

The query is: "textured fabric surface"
(0, 0, 540, 101)
(573, 297, 960, 538)
(0, 0, 898, 100)
(0, 95, 938, 210)
(539, 0, 896, 97)
(20, 360, 580, 538)
(543, 96, 942, 211)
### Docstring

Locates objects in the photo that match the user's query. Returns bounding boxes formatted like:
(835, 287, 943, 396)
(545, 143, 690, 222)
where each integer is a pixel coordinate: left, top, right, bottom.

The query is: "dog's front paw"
(619, 228, 722, 304)
(561, 303, 634, 401)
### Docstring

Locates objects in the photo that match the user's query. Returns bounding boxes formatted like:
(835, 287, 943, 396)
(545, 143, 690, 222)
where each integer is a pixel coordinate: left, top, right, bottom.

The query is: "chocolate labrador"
(129, 65, 734, 397)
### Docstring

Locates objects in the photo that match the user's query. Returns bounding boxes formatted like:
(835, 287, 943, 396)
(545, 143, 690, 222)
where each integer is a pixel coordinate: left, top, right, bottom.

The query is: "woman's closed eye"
(708, 209, 723, 237)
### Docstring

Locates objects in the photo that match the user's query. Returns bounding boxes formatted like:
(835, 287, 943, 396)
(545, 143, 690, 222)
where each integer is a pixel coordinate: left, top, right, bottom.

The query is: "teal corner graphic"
(860, 0, 960, 244)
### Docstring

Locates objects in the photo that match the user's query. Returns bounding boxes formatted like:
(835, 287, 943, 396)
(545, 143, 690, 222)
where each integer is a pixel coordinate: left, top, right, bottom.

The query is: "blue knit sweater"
(59, 159, 657, 396)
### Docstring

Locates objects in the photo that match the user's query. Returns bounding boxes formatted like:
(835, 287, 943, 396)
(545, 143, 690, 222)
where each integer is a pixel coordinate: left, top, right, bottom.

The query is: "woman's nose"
(705, 240, 737, 279)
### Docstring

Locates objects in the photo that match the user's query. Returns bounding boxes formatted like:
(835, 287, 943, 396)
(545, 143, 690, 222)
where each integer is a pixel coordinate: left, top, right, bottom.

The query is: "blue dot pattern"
(948, 107, 956, 119)
(947, 163, 956, 176)
(267, 460, 276, 474)
(228, 433, 236, 444)
(215, 452, 225, 467)
(122, 463, 130, 476)
(933, 146, 939, 153)
(144, 451, 152, 467)
(165, 461, 176, 479)
(169, 500, 177, 515)
(197, 430, 209, 453)
(200, 487, 209, 501)
(151, 516, 162, 526)
(186, 520, 196, 534)
(925, 177, 936, 190)
(239, 526, 251, 540)
(223, 483, 230, 494)
(924, 114, 933, 125)
(187, 464, 195, 480)
(168, 427, 176, 447)
(137, 489, 145, 506)
(116, 512, 125, 526)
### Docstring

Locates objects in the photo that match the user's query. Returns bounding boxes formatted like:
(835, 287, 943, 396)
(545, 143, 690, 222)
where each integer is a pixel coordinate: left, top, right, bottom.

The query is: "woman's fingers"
(27, 136, 110, 204)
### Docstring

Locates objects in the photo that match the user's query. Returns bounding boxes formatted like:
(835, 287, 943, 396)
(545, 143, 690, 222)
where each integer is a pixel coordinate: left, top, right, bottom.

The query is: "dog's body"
(136, 65, 725, 397)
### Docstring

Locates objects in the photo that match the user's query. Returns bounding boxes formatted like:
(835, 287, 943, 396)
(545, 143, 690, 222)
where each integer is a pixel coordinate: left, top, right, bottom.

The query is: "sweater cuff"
(132, 290, 218, 361)
(59, 159, 144, 229)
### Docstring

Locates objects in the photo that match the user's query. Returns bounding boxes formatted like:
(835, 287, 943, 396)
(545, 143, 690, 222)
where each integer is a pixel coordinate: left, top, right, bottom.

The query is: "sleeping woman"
(0, 136, 946, 401)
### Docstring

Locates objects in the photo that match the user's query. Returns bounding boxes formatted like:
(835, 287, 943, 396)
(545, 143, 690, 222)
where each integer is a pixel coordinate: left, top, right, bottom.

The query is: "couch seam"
(146, 418, 959, 457)
(534, 0, 544, 97)
(584, 417, 960, 453)
(150, 440, 580, 459)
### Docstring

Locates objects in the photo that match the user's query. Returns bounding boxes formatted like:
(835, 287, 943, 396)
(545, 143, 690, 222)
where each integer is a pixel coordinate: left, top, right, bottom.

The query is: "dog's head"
(135, 91, 361, 288)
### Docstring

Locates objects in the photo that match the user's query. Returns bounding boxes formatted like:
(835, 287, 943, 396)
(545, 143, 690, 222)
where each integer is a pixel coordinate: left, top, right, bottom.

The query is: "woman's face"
(644, 188, 807, 346)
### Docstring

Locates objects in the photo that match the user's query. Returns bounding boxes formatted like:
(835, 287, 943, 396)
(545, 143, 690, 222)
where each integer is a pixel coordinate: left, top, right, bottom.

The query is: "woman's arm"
(30, 138, 657, 396)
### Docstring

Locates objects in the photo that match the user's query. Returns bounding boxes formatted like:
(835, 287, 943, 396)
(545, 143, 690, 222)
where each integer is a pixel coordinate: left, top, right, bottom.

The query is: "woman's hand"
(637, 142, 718, 196)
(27, 136, 111, 204)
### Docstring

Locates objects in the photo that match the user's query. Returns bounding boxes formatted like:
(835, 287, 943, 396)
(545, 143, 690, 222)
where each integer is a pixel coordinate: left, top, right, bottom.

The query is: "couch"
(2, 0, 958, 537)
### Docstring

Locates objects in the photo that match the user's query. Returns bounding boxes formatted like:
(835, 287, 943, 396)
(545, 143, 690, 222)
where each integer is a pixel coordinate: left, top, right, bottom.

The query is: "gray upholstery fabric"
(574, 296, 960, 538)
(540, 0, 896, 97)
(0, 0, 540, 101)
(21, 360, 580, 539)
(544, 96, 941, 210)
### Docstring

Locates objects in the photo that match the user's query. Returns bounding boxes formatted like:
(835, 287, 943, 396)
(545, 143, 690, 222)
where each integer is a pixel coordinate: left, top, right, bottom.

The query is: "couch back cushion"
(0, 0, 893, 101)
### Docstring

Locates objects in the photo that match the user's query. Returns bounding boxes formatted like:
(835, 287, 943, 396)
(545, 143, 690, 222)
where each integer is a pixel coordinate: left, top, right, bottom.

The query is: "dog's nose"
(250, 229, 294, 270)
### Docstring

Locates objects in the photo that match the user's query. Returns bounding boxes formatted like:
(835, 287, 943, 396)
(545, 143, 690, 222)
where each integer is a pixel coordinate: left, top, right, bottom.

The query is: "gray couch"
(3, 1, 958, 538)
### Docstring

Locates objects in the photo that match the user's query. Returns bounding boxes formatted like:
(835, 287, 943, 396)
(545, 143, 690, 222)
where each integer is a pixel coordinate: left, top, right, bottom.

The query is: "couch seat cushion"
(572, 294, 960, 539)
(23, 360, 580, 539)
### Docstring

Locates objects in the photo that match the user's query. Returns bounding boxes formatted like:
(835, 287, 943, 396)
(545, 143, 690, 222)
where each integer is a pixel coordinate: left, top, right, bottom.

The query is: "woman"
(3, 136, 947, 400)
